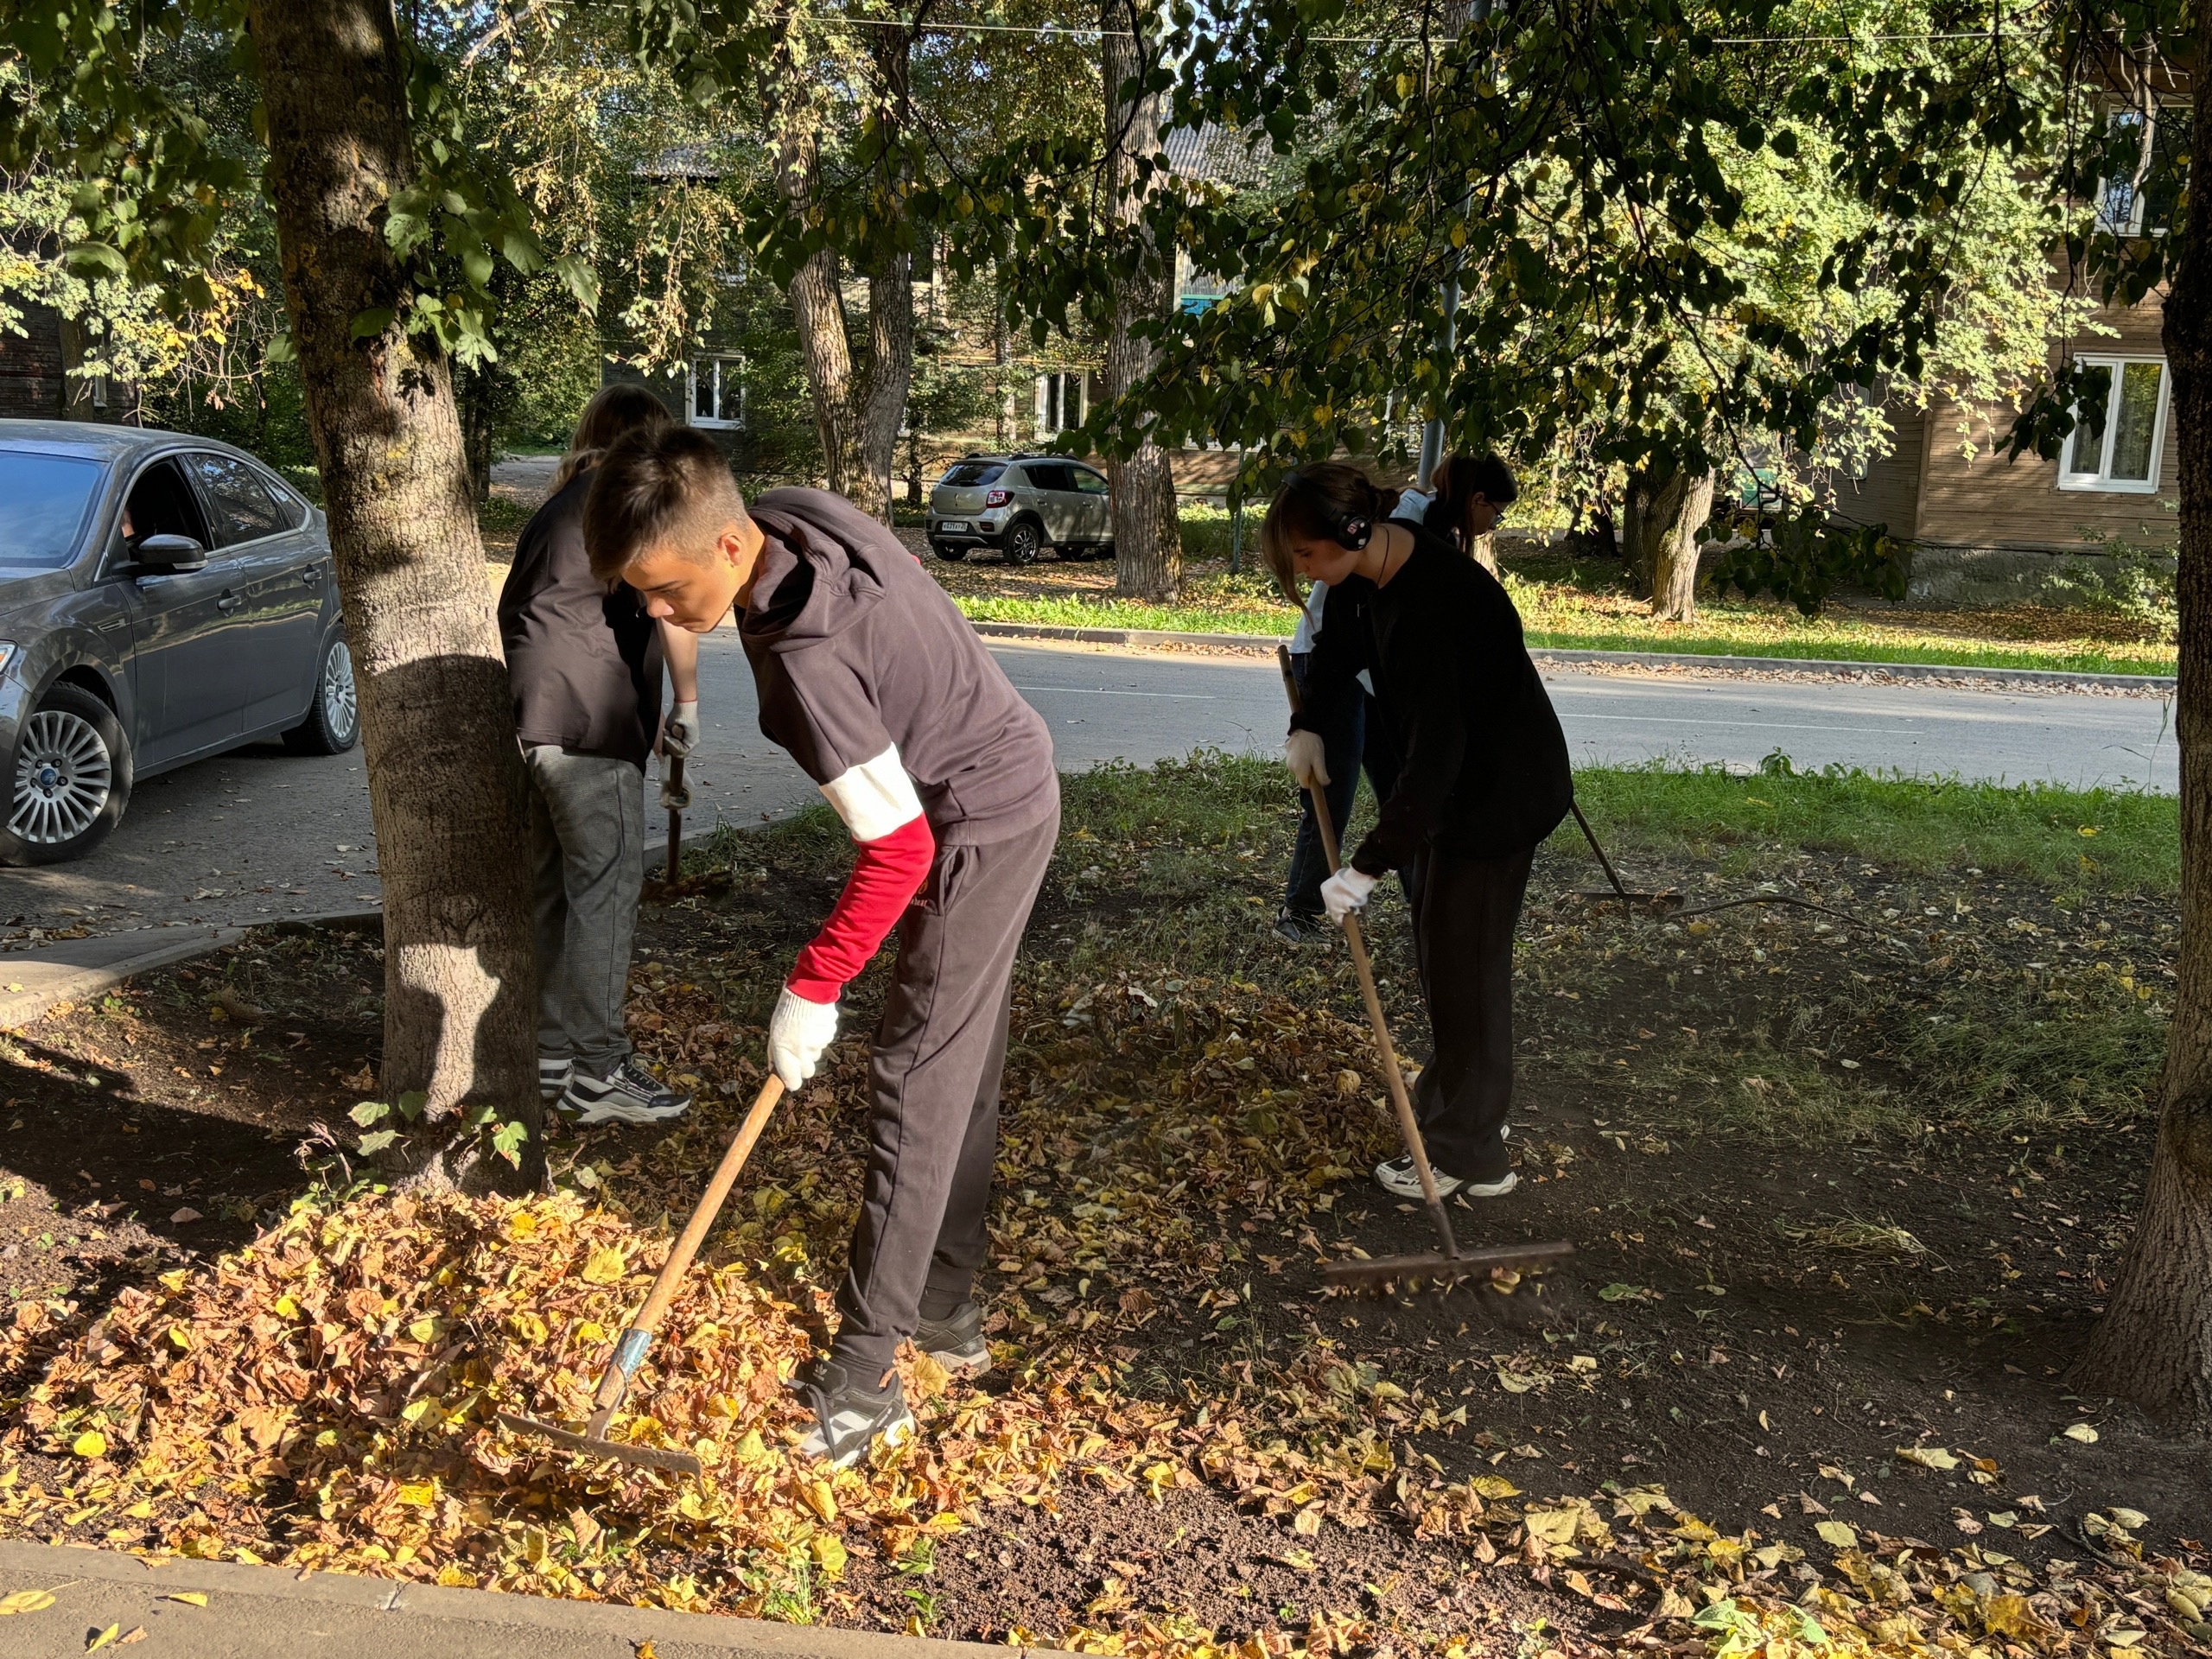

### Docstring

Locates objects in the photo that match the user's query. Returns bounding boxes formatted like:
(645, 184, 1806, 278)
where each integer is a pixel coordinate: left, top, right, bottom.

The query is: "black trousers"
(831, 804, 1059, 1376)
(1408, 843, 1534, 1182)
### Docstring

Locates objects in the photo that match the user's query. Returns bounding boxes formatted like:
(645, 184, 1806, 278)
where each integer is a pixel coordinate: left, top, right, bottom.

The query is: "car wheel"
(1003, 519, 1043, 565)
(283, 633, 361, 755)
(0, 683, 131, 866)
(931, 541, 968, 562)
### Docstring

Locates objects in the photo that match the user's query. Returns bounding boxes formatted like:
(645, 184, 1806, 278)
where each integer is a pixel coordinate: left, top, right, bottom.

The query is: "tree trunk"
(2072, 22, 2212, 1431)
(249, 0, 541, 1193)
(1624, 463, 1714, 623)
(768, 25, 912, 524)
(851, 26, 915, 523)
(994, 273, 1016, 451)
(454, 359, 499, 507)
(1102, 0, 1182, 601)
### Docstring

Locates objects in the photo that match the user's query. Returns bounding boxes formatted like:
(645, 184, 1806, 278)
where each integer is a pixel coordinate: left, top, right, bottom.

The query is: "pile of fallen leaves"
(11, 1183, 1187, 1611)
(3, 963, 2205, 1656)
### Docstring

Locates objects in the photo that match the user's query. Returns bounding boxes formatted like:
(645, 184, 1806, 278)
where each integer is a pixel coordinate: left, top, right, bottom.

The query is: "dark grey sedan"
(0, 421, 358, 864)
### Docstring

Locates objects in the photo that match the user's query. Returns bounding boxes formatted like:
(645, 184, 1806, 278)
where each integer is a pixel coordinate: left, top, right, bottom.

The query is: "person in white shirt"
(1272, 486, 1427, 943)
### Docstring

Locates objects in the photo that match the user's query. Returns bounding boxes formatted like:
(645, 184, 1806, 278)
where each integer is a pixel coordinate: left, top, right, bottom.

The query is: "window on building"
(2061, 356, 2169, 493)
(689, 356, 745, 429)
(1035, 371, 1087, 438)
(2096, 106, 2190, 237)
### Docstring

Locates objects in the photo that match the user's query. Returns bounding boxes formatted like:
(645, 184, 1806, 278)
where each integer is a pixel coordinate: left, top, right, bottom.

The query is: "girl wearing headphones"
(1262, 461, 1572, 1200)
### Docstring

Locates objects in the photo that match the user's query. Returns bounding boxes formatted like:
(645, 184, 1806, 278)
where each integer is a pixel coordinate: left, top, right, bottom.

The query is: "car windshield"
(0, 454, 105, 569)
(940, 461, 1004, 487)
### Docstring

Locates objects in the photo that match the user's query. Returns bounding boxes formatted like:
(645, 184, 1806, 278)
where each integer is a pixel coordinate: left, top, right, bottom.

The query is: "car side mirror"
(129, 533, 208, 575)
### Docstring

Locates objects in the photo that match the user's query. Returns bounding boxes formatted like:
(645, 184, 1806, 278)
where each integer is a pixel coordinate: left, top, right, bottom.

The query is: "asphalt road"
(0, 636, 2176, 945)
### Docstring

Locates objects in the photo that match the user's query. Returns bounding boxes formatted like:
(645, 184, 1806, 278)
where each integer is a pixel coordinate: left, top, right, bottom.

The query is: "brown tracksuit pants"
(830, 804, 1059, 1375)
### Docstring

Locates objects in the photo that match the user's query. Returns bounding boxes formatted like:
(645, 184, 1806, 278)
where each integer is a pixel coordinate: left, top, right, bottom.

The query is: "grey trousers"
(524, 745, 645, 1077)
(832, 803, 1060, 1376)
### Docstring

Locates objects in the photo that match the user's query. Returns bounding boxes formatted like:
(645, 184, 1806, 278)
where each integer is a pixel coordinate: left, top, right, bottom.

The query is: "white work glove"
(664, 701, 701, 758)
(1285, 728, 1330, 790)
(768, 986, 840, 1092)
(1319, 867, 1378, 925)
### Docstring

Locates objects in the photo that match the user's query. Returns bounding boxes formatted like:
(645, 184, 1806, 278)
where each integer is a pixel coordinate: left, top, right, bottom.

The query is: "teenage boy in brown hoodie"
(583, 426, 1058, 1468)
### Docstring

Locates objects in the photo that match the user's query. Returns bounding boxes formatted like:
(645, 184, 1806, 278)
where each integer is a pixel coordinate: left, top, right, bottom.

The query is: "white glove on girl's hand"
(664, 701, 701, 758)
(1285, 729, 1331, 789)
(1319, 867, 1378, 925)
(768, 987, 839, 1091)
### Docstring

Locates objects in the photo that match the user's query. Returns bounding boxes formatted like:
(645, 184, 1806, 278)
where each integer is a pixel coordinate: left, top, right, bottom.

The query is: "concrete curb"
(0, 906, 385, 1032)
(965, 620, 2177, 692)
(0, 1539, 1021, 1657)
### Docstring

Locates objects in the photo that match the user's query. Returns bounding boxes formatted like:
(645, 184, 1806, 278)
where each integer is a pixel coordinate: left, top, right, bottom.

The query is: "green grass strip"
(1567, 760, 2178, 894)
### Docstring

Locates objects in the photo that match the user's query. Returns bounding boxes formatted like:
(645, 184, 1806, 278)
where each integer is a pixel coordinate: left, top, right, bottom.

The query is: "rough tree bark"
(1623, 462, 1714, 623)
(1102, 0, 1182, 601)
(2072, 18, 2212, 1431)
(767, 23, 913, 521)
(248, 0, 541, 1192)
(994, 269, 1016, 451)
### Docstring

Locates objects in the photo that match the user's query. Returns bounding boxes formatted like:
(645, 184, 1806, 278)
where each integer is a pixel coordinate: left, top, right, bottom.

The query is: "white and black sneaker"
(1374, 1154, 1517, 1200)
(1274, 907, 1327, 944)
(561, 1056, 692, 1126)
(792, 1357, 916, 1469)
(912, 1301, 992, 1379)
(538, 1055, 573, 1103)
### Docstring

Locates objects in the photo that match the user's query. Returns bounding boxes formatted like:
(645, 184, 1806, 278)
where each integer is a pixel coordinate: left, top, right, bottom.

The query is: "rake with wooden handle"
(499, 1074, 785, 1475)
(1277, 646, 1573, 1292)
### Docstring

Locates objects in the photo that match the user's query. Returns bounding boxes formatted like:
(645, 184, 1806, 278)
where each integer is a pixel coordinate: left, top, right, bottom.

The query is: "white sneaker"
(562, 1056, 692, 1125)
(1374, 1153, 1516, 1200)
(538, 1056, 572, 1103)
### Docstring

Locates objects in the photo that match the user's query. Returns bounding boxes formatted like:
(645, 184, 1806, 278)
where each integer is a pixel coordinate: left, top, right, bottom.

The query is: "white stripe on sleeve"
(817, 744, 925, 842)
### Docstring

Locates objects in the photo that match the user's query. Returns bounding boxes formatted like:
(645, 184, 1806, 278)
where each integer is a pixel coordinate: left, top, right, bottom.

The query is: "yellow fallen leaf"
(397, 1482, 435, 1508)
(86, 1623, 121, 1652)
(1523, 1508, 1580, 1545)
(580, 1246, 628, 1285)
(2063, 1423, 2099, 1444)
(160, 1593, 208, 1608)
(0, 1589, 58, 1615)
(798, 1479, 837, 1524)
(1471, 1475, 1522, 1500)
(71, 1431, 107, 1459)
(1815, 1521, 1858, 1548)
(1896, 1445, 1960, 1471)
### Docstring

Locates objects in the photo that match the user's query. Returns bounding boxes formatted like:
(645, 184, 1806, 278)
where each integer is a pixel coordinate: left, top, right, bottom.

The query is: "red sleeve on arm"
(785, 814, 937, 1001)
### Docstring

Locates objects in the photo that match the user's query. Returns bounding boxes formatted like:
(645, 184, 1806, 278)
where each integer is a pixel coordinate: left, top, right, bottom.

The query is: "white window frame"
(688, 355, 746, 429)
(2059, 353, 2171, 494)
(1034, 370, 1087, 439)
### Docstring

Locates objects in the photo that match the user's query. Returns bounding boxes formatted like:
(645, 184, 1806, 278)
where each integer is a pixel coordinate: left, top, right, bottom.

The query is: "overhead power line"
(747, 12, 2036, 48)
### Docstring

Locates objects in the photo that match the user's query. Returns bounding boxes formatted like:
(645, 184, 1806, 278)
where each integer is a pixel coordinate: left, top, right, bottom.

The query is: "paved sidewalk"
(0, 1540, 1010, 1659)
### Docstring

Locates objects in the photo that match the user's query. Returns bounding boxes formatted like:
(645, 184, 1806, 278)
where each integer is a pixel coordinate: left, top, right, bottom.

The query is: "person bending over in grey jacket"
(498, 384, 701, 1126)
(582, 425, 1058, 1471)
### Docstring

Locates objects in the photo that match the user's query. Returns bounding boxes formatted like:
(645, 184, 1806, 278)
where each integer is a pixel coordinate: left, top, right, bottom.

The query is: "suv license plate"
(938, 521, 969, 533)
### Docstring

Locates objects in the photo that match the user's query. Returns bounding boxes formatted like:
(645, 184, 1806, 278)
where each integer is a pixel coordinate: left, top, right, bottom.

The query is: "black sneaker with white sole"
(561, 1056, 692, 1126)
(1273, 906, 1328, 944)
(912, 1301, 991, 1378)
(538, 1056, 572, 1103)
(792, 1357, 916, 1468)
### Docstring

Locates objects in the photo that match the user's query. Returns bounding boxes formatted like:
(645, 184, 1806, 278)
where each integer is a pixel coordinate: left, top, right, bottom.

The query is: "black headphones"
(1281, 468, 1373, 551)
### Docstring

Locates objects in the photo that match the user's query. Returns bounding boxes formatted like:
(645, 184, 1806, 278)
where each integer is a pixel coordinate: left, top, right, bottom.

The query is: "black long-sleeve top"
(1294, 528, 1573, 873)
